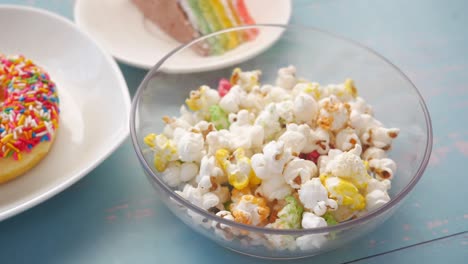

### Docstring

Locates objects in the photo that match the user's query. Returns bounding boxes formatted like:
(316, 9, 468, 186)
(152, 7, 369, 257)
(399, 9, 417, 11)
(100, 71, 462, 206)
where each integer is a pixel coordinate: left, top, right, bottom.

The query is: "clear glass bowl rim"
(129, 24, 433, 235)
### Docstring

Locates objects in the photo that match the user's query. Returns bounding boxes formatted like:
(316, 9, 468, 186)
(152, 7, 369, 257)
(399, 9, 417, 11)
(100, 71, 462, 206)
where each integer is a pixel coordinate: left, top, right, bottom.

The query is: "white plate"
(74, 0, 292, 72)
(0, 5, 131, 221)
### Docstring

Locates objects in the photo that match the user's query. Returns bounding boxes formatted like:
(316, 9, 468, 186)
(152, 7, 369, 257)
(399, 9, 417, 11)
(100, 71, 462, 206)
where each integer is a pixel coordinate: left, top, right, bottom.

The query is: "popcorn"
(161, 161, 182, 187)
(348, 96, 373, 116)
(283, 158, 318, 189)
(176, 184, 218, 210)
(206, 130, 232, 154)
(296, 213, 328, 250)
(229, 110, 264, 150)
(335, 127, 361, 151)
(321, 175, 366, 211)
(298, 178, 337, 216)
(293, 93, 318, 125)
(368, 158, 397, 180)
(254, 103, 282, 141)
(362, 147, 387, 161)
(144, 133, 178, 172)
(265, 195, 303, 250)
(208, 105, 230, 130)
(230, 194, 270, 226)
(144, 67, 400, 249)
(320, 79, 357, 102)
(317, 95, 349, 132)
(275, 65, 297, 90)
(219, 85, 244, 113)
(261, 141, 292, 175)
(276, 100, 296, 124)
(161, 114, 192, 138)
(185, 85, 220, 113)
(173, 129, 205, 163)
(216, 148, 257, 190)
(262, 84, 292, 104)
(361, 127, 400, 150)
(230, 68, 261, 92)
(196, 156, 224, 191)
(302, 127, 331, 154)
(278, 124, 307, 155)
(324, 145, 369, 189)
(292, 82, 321, 100)
(212, 211, 240, 241)
(180, 162, 199, 182)
(365, 179, 391, 211)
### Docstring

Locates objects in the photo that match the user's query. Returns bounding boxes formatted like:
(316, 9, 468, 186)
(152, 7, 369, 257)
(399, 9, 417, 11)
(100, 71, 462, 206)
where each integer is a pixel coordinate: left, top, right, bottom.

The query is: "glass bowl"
(130, 25, 432, 259)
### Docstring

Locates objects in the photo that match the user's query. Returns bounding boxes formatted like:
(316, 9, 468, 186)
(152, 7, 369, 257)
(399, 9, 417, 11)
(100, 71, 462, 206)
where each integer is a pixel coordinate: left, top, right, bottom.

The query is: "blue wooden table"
(0, 0, 467, 263)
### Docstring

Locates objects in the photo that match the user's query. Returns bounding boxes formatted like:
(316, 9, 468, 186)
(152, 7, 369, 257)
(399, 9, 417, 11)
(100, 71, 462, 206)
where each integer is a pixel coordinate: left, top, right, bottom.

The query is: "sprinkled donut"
(0, 54, 60, 184)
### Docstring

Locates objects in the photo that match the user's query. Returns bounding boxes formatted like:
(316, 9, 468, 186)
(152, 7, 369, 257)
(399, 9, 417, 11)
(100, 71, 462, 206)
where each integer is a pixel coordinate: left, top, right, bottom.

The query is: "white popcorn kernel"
(202, 192, 220, 209)
(365, 179, 391, 211)
(176, 131, 204, 163)
(325, 145, 369, 188)
(231, 68, 261, 92)
(317, 95, 349, 132)
(206, 130, 232, 154)
(283, 158, 317, 189)
(293, 93, 318, 125)
(296, 213, 328, 250)
(196, 156, 223, 190)
(303, 127, 330, 154)
(368, 158, 397, 180)
(317, 149, 342, 173)
(292, 82, 321, 100)
(348, 96, 373, 115)
(276, 100, 295, 124)
(275, 65, 297, 90)
(161, 161, 182, 187)
(362, 127, 400, 150)
(335, 127, 361, 152)
(229, 110, 265, 150)
(255, 103, 282, 141)
(251, 153, 269, 180)
(349, 111, 382, 136)
(298, 178, 336, 216)
(278, 124, 306, 155)
(262, 84, 292, 104)
(219, 85, 242, 113)
(255, 175, 292, 201)
(213, 211, 239, 241)
(366, 190, 390, 212)
(362, 147, 387, 161)
(180, 162, 199, 182)
(262, 141, 292, 174)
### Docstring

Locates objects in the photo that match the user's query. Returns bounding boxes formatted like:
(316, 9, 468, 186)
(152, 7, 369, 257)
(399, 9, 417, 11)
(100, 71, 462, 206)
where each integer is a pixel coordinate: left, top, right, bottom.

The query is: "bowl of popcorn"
(130, 25, 432, 259)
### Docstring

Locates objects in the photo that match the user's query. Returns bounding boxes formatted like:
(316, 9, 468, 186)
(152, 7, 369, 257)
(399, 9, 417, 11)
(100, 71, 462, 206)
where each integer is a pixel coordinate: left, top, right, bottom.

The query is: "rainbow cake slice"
(132, 0, 258, 56)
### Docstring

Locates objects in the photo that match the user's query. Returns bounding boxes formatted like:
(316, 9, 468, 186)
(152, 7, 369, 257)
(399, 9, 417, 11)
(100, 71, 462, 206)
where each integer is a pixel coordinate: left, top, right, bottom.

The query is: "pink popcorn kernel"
(218, 78, 232, 97)
(299, 150, 320, 164)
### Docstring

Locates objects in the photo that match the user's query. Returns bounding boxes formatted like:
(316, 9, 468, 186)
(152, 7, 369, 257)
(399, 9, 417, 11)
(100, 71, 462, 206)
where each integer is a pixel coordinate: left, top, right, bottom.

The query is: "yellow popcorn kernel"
(185, 86, 207, 111)
(344, 79, 358, 98)
(151, 134, 178, 172)
(228, 171, 249, 190)
(303, 82, 321, 99)
(230, 68, 241, 85)
(333, 179, 365, 210)
(144, 133, 156, 148)
(215, 148, 230, 172)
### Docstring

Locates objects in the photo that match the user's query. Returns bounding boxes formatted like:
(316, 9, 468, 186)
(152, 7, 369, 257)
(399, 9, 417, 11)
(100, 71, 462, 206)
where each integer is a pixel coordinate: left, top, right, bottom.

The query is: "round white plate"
(74, 0, 292, 73)
(0, 5, 131, 221)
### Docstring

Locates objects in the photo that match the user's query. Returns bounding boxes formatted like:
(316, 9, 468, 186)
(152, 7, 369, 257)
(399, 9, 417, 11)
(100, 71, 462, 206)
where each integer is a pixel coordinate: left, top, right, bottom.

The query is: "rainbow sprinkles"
(0, 54, 59, 161)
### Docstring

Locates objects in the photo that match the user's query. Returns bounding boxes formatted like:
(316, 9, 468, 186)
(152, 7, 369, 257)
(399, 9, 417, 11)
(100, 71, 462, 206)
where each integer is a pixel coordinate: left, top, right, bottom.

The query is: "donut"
(0, 54, 60, 184)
